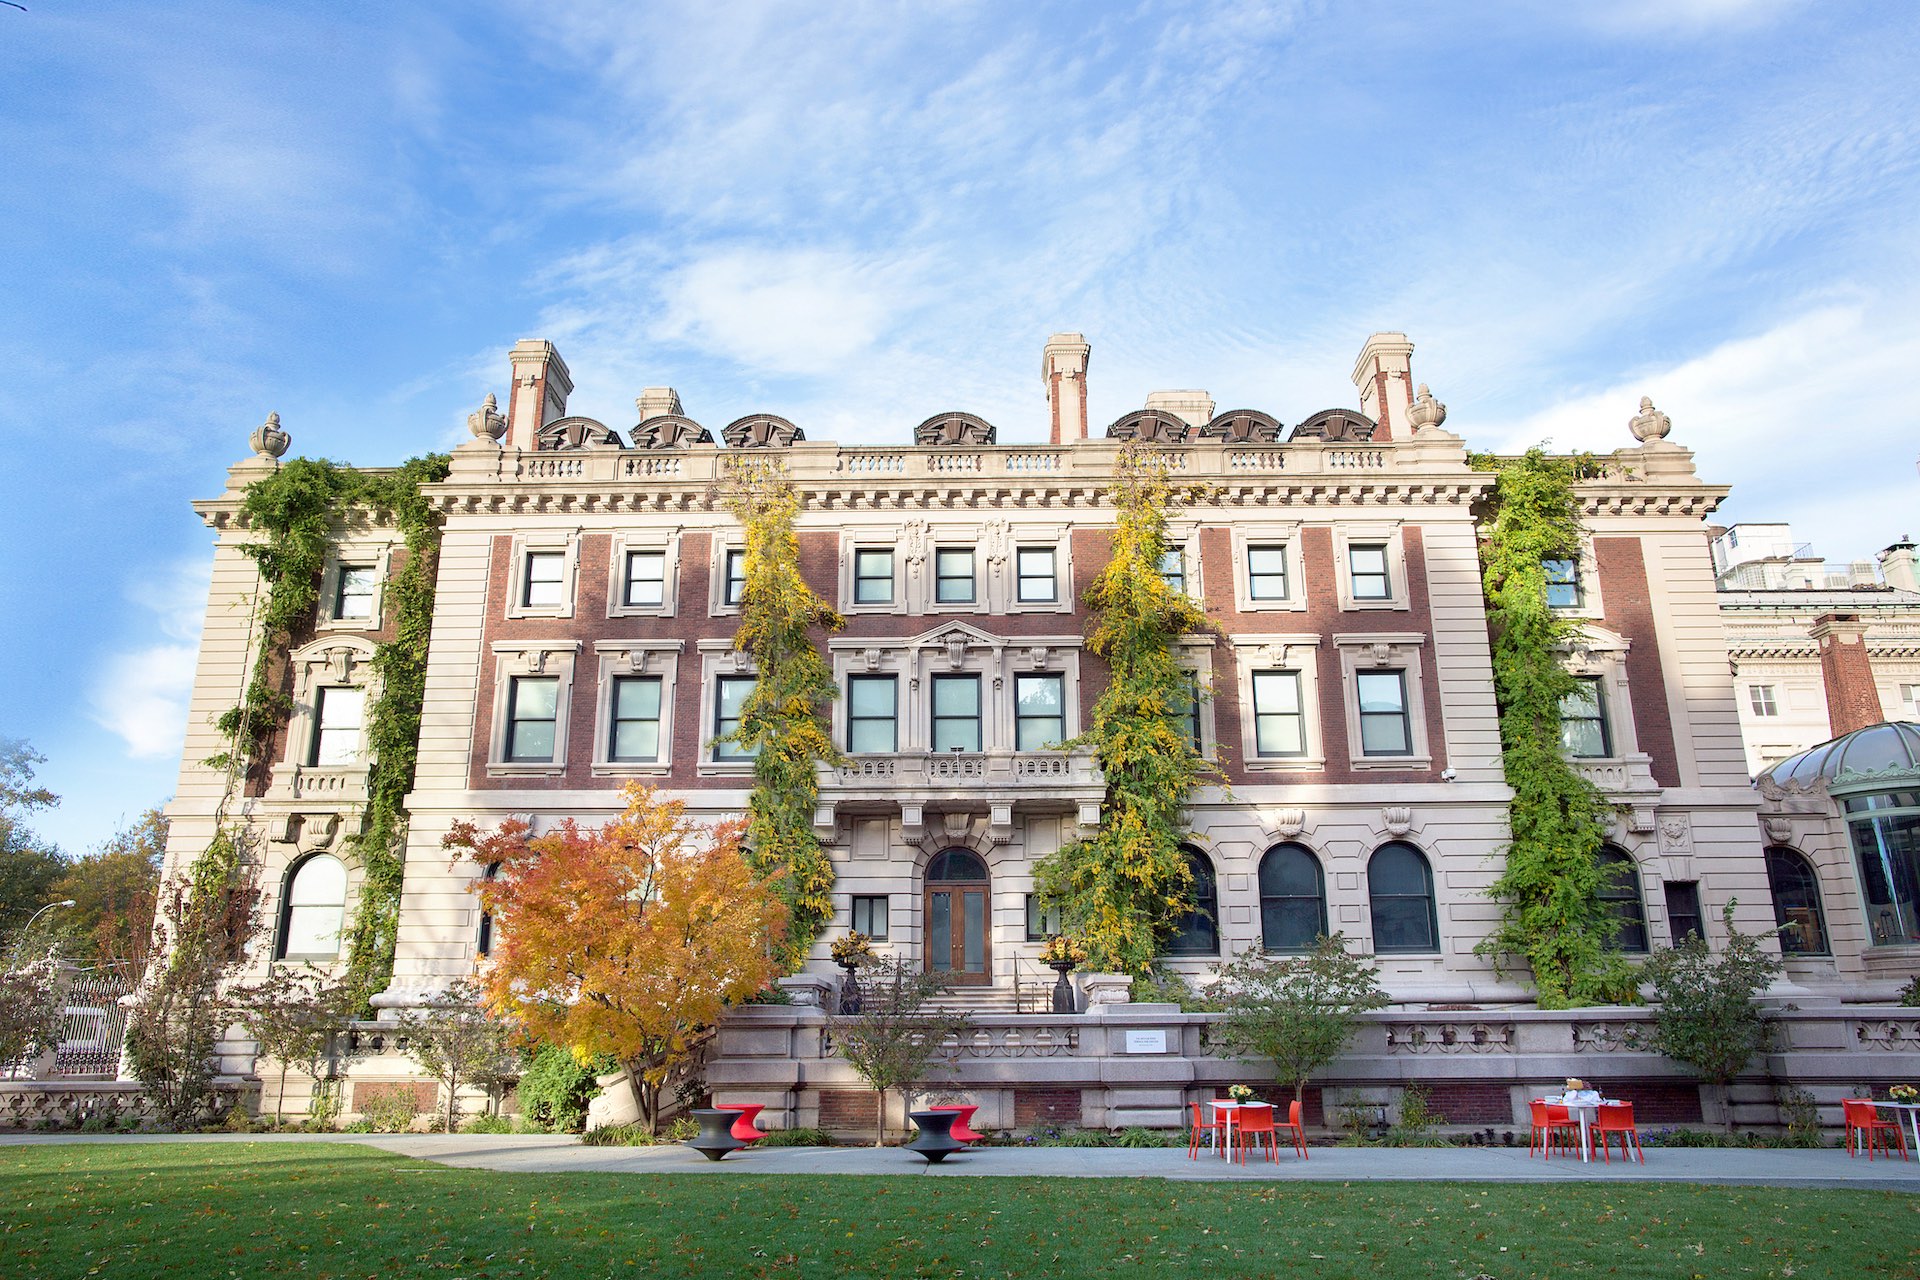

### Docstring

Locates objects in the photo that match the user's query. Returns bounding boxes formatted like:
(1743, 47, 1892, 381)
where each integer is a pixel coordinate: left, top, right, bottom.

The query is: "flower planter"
(1048, 961, 1078, 1014)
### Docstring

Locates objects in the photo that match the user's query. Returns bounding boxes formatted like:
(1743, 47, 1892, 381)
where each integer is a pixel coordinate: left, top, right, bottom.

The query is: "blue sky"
(4, 0, 1917, 856)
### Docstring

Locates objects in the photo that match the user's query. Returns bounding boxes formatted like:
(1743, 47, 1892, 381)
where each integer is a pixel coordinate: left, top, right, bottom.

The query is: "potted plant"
(1039, 935, 1089, 1014)
(1226, 1084, 1255, 1103)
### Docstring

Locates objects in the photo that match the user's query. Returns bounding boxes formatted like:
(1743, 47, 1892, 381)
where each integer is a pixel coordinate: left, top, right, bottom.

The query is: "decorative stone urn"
(250, 411, 290, 461)
(1048, 960, 1078, 1014)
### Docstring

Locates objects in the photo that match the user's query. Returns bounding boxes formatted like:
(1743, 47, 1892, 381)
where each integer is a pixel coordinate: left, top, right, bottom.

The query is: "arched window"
(1166, 846, 1218, 955)
(926, 848, 989, 882)
(277, 854, 347, 961)
(476, 861, 501, 958)
(1259, 843, 1327, 953)
(1765, 846, 1829, 956)
(1367, 842, 1439, 954)
(1596, 845, 1648, 953)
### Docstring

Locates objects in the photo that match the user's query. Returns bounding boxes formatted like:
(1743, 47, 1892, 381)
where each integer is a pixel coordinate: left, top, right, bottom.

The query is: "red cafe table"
(926, 1104, 983, 1144)
(713, 1103, 767, 1144)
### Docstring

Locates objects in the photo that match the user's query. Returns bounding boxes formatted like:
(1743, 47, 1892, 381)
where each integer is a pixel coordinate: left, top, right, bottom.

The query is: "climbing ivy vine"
(721, 458, 844, 967)
(1469, 448, 1635, 1008)
(211, 453, 451, 1012)
(1032, 445, 1219, 977)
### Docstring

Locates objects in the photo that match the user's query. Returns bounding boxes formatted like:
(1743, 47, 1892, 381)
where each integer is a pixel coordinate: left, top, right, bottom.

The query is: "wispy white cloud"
(1479, 299, 1920, 555)
(87, 560, 210, 761)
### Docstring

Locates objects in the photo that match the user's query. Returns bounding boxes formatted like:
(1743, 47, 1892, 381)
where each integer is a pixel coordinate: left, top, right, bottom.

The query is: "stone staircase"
(926, 985, 1027, 1016)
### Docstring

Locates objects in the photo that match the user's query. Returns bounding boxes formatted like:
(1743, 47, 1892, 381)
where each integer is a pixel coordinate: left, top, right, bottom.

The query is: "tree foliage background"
(449, 783, 788, 1133)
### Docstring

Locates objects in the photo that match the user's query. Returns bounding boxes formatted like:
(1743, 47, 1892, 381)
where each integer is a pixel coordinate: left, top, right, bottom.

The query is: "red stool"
(927, 1104, 983, 1144)
(713, 1103, 766, 1143)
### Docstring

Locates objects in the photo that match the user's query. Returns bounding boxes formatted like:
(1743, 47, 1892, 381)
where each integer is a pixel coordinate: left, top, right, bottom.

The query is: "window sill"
(1235, 598, 1309, 613)
(315, 615, 379, 632)
(591, 763, 672, 777)
(698, 760, 757, 778)
(487, 762, 568, 778)
(606, 605, 676, 620)
(1244, 757, 1328, 773)
(504, 606, 576, 622)
(1348, 755, 1433, 772)
(1341, 598, 1409, 612)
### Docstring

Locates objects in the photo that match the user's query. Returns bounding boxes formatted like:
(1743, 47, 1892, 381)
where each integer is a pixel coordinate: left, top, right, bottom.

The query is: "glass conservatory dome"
(1758, 720, 1920, 798)
(1760, 722, 1920, 948)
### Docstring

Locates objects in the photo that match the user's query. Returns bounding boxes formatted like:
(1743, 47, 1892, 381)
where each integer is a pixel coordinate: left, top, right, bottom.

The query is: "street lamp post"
(22, 900, 78, 933)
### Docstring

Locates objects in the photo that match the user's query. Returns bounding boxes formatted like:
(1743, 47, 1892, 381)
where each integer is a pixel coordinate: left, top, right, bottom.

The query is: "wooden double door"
(924, 848, 990, 986)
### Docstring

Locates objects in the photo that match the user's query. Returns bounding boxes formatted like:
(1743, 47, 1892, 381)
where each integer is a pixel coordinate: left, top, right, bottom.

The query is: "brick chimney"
(1811, 613, 1884, 737)
(1351, 332, 1415, 443)
(1043, 333, 1091, 446)
(505, 340, 573, 451)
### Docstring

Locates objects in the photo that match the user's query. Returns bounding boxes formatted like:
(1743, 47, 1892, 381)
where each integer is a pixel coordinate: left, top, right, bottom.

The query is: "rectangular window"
(523, 551, 565, 608)
(1665, 881, 1705, 943)
(1903, 683, 1920, 718)
(1544, 558, 1582, 609)
(713, 675, 756, 760)
(853, 548, 895, 605)
(623, 551, 667, 608)
(1014, 673, 1065, 751)
(1251, 671, 1305, 757)
(1025, 895, 1062, 940)
(1749, 685, 1779, 717)
(931, 675, 982, 752)
(851, 895, 890, 940)
(1349, 544, 1391, 601)
(1247, 545, 1289, 601)
(935, 548, 976, 604)
(608, 676, 663, 762)
(723, 549, 746, 607)
(308, 686, 365, 766)
(505, 676, 559, 763)
(1558, 676, 1611, 758)
(333, 566, 376, 620)
(846, 675, 898, 753)
(1356, 670, 1412, 756)
(1158, 545, 1185, 594)
(1016, 547, 1057, 603)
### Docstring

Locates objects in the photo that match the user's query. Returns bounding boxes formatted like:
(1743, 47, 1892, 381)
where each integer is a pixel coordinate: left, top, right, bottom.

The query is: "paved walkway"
(5, 1132, 1919, 1191)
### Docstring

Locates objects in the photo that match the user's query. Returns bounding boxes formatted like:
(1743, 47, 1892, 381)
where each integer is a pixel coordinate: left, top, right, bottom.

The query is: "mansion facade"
(154, 330, 1920, 1130)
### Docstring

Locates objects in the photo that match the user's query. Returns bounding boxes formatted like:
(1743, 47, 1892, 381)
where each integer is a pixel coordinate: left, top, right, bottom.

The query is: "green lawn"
(0, 1142, 1915, 1279)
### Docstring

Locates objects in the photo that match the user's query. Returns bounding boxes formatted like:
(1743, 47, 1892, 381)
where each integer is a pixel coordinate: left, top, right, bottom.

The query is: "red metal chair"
(1187, 1100, 1226, 1159)
(1844, 1099, 1909, 1160)
(1235, 1103, 1278, 1164)
(926, 1104, 983, 1144)
(1278, 1098, 1309, 1160)
(1529, 1100, 1579, 1159)
(1593, 1101, 1642, 1164)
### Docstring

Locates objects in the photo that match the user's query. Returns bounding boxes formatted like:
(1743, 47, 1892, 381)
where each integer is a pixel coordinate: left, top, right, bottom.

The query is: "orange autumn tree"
(445, 782, 788, 1133)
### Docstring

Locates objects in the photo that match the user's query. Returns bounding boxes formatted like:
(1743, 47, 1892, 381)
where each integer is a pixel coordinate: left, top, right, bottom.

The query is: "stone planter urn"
(836, 964, 863, 1015)
(1048, 960, 1078, 1014)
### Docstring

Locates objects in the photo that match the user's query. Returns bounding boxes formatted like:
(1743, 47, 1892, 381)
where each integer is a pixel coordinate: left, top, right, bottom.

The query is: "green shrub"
(1776, 1086, 1825, 1148)
(518, 1045, 612, 1133)
(461, 1114, 517, 1135)
(581, 1116, 698, 1147)
(1129, 969, 1217, 1012)
(1379, 1085, 1447, 1147)
(1898, 975, 1920, 1008)
(756, 1126, 834, 1147)
(339, 1119, 374, 1134)
(358, 1086, 422, 1134)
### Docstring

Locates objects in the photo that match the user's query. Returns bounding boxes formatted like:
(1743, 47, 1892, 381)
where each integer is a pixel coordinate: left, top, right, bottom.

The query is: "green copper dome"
(1759, 721, 1920, 798)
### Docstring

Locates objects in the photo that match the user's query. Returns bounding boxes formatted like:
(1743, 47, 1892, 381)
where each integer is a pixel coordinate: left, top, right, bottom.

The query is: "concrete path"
(5, 1131, 1920, 1191)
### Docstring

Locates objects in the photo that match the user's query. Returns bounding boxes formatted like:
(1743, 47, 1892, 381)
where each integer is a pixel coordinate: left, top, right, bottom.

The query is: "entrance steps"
(925, 986, 1025, 1016)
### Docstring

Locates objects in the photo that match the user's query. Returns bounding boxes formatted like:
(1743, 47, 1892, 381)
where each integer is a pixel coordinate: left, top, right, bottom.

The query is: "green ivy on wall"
(721, 458, 844, 967)
(1469, 447, 1636, 1008)
(1032, 445, 1220, 977)
(212, 453, 451, 1012)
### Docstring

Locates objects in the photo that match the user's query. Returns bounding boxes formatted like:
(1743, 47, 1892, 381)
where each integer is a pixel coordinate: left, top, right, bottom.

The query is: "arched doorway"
(925, 848, 990, 986)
